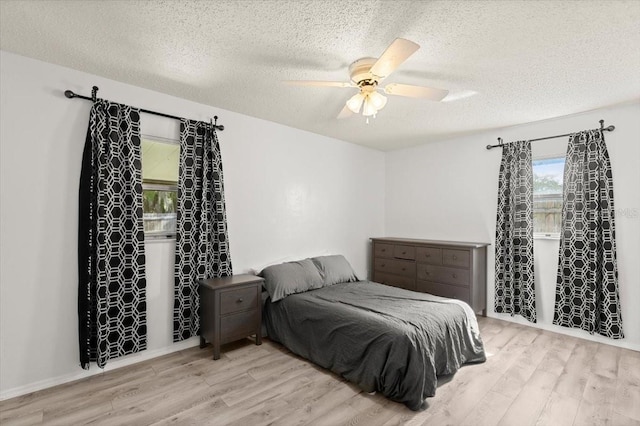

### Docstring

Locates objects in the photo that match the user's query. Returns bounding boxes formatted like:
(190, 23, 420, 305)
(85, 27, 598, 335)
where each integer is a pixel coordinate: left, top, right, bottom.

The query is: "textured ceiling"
(1, 0, 639, 151)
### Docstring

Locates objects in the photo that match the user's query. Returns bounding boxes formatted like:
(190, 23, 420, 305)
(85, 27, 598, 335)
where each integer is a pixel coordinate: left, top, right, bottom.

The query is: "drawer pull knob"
(452, 274, 457, 278)
(381, 249, 386, 252)
(426, 254, 431, 257)
(402, 251, 406, 254)
(237, 298, 244, 303)
(381, 263, 386, 267)
(401, 267, 406, 271)
(453, 256, 458, 260)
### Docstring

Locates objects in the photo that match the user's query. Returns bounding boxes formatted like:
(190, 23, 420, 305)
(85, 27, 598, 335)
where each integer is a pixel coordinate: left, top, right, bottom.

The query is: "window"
(141, 137, 179, 239)
(533, 156, 565, 238)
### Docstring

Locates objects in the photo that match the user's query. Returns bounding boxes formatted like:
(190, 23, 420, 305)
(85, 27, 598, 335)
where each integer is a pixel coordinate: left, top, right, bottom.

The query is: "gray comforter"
(263, 281, 486, 410)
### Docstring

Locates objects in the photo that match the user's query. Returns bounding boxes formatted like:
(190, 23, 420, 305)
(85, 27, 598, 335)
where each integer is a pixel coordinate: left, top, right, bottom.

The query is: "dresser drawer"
(416, 247, 442, 265)
(442, 249, 470, 268)
(371, 238, 488, 316)
(374, 272, 416, 291)
(393, 245, 416, 260)
(374, 258, 415, 278)
(417, 264, 470, 287)
(220, 286, 258, 315)
(374, 243, 395, 259)
(417, 280, 470, 303)
(220, 309, 258, 343)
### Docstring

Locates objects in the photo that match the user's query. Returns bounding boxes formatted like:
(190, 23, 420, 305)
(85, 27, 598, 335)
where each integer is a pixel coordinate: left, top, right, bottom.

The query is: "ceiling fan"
(284, 38, 449, 122)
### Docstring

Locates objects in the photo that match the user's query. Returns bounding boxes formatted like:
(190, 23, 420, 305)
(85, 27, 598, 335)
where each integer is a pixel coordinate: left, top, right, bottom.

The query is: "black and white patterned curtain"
(174, 119, 232, 341)
(78, 100, 147, 369)
(554, 130, 623, 339)
(495, 141, 536, 322)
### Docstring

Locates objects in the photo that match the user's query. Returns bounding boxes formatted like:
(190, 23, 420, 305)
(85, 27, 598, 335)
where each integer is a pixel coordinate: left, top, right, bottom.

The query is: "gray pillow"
(311, 255, 359, 286)
(260, 259, 324, 302)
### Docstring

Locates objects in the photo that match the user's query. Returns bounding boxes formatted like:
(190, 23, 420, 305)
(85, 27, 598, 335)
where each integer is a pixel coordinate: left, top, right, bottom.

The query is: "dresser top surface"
(371, 237, 490, 249)
(199, 274, 264, 291)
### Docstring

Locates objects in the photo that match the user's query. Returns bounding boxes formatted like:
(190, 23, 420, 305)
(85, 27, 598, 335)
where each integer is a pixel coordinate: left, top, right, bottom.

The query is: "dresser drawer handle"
(452, 274, 457, 279)
(426, 254, 431, 258)
(237, 298, 244, 303)
(453, 255, 458, 260)
(381, 263, 386, 267)
(402, 251, 406, 255)
(401, 267, 406, 271)
(381, 249, 386, 252)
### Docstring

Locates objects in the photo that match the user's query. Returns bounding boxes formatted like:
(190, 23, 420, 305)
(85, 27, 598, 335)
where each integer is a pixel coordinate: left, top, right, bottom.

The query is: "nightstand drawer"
(220, 287, 258, 315)
(220, 309, 258, 343)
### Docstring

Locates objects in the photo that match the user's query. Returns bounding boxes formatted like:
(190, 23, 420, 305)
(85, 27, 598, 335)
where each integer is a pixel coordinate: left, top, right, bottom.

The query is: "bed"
(260, 255, 486, 411)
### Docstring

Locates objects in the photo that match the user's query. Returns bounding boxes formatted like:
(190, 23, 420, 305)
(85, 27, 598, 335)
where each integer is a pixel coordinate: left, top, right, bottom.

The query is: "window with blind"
(532, 156, 565, 239)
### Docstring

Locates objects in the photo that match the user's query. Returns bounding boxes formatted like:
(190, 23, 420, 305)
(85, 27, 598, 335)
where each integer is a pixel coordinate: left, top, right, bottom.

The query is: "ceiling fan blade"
(370, 38, 420, 79)
(441, 90, 478, 102)
(337, 105, 353, 119)
(383, 83, 449, 101)
(283, 80, 354, 88)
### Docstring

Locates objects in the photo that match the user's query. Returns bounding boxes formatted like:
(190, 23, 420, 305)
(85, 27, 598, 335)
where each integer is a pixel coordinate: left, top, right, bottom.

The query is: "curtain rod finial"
(64, 90, 75, 98)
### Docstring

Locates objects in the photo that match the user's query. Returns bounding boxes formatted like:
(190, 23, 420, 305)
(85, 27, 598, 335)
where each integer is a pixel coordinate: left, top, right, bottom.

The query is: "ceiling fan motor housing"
(349, 57, 379, 86)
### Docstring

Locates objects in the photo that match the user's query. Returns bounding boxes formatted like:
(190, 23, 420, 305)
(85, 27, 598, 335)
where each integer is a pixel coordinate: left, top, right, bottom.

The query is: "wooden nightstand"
(198, 274, 264, 360)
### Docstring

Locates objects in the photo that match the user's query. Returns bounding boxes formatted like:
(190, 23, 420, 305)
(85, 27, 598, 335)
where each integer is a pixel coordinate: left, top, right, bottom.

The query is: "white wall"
(386, 101, 640, 351)
(0, 51, 385, 399)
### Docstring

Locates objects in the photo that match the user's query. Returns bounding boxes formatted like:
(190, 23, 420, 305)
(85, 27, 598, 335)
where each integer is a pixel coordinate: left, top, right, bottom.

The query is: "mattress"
(263, 280, 486, 410)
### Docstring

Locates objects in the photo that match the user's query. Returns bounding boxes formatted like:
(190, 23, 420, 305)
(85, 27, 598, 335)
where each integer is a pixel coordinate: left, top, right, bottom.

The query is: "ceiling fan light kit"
(361, 97, 378, 117)
(346, 85, 388, 117)
(346, 92, 365, 113)
(368, 91, 388, 110)
(285, 38, 449, 121)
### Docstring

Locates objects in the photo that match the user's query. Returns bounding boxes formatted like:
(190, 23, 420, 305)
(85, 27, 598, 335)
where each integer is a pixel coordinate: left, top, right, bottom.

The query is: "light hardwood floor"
(1, 317, 639, 426)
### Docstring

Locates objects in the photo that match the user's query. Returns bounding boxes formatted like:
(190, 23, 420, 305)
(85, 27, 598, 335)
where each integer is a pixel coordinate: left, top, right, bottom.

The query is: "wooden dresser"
(371, 237, 490, 315)
(198, 274, 264, 360)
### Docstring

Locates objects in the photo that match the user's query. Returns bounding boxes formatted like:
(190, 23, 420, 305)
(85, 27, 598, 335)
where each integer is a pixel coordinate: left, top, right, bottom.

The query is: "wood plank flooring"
(1, 317, 639, 425)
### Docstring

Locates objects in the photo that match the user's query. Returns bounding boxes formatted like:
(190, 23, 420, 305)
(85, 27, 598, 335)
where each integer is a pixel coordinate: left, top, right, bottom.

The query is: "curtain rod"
(485, 119, 614, 150)
(64, 86, 224, 131)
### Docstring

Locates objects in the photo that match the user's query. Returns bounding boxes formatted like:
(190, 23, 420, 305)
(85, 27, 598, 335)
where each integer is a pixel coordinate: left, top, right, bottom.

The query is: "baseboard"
(485, 312, 640, 352)
(0, 337, 200, 401)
